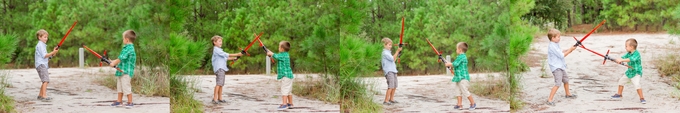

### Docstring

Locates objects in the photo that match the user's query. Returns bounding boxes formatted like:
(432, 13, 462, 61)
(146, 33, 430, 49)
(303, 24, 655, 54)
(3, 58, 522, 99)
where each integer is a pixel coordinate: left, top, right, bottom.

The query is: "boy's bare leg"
(213, 86, 219, 101)
(457, 96, 463, 105)
(127, 94, 133, 104)
(389, 89, 396, 101)
(548, 86, 559, 102)
(40, 82, 48, 97)
(117, 93, 124, 102)
(564, 83, 572, 96)
(287, 95, 293, 105)
(637, 89, 644, 99)
(468, 96, 475, 104)
(384, 88, 391, 102)
(617, 85, 624, 95)
(282, 95, 288, 105)
(218, 86, 223, 100)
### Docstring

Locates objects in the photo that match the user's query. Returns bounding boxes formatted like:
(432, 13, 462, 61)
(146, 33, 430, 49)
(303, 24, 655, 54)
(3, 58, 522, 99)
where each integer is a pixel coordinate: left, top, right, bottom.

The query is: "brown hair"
(381, 38, 392, 45)
(36, 29, 48, 40)
(457, 42, 468, 53)
(626, 38, 637, 49)
(547, 28, 560, 41)
(280, 41, 291, 51)
(123, 30, 137, 43)
(211, 35, 222, 46)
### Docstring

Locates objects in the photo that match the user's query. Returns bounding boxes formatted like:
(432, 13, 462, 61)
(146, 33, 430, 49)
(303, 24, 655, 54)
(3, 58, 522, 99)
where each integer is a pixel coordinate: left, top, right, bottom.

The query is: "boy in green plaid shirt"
(109, 30, 137, 109)
(445, 42, 476, 110)
(611, 38, 646, 104)
(266, 41, 295, 110)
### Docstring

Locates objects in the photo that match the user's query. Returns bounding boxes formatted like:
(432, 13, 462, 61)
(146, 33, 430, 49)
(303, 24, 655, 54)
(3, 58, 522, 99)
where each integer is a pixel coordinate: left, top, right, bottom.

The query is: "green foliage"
(601, 0, 679, 31)
(0, 33, 19, 66)
(339, 36, 382, 112)
(523, 0, 572, 29)
(0, 71, 14, 113)
(170, 75, 202, 113)
(168, 33, 207, 74)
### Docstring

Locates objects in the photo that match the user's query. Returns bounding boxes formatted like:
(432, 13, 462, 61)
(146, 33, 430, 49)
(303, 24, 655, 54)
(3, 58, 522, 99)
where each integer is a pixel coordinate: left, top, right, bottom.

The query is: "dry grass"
(95, 67, 170, 97)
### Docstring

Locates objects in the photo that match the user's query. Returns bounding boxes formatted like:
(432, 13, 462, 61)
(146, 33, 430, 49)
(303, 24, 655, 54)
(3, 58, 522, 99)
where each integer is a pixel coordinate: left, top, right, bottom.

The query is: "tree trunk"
(567, 10, 572, 27)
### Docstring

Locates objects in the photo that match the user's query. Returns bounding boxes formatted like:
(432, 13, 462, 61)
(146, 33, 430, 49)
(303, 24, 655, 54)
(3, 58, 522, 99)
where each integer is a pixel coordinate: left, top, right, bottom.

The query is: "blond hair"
(211, 35, 222, 46)
(36, 29, 48, 40)
(457, 42, 468, 53)
(123, 30, 137, 43)
(547, 28, 560, 41)
(381, 38, 392, 46)
(626, 38, 638, 49)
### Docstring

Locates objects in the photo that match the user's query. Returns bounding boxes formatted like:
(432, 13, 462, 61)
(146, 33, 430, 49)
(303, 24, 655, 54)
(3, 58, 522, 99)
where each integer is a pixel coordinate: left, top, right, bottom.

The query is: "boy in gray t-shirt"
(34, 29, 59, 102)
(381, 38, 402, 105)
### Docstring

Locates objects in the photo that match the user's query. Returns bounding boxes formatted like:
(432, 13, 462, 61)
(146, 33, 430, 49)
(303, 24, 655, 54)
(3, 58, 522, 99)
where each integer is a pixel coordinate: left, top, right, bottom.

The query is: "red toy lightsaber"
(397, 17, 405, 63)
(425, 38, 455, 75)
(57, 21, 78, 49)
(82, 45, 126, 73)
(231, 32, 263, 65)
(572, 37, 630, 68)
(256, 38, 276, 64)
(573, 20, 605, 47)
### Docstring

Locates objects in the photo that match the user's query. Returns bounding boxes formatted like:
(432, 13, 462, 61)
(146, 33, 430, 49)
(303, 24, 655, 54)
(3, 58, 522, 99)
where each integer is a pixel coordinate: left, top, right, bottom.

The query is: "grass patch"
(292, 75, 340, 103)
(0, 70, 15, 113)
(340, 78, 381, 112)
(95, 67, 170, 97)
(469, 74, 523, 110)
(170, 75, 202, 113)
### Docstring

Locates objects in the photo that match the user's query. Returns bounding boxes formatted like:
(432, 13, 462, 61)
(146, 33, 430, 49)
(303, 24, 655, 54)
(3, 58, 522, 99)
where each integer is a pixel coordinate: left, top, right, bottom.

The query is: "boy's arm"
(110, 59, 120, 67)
(562, 46, 577, 57)
(615, 58, 630, 64)
(227, 57, 238, 60)
(228, 53, 243, 57)
(43, 47, 59, 58)
(391, 47, 403, 61)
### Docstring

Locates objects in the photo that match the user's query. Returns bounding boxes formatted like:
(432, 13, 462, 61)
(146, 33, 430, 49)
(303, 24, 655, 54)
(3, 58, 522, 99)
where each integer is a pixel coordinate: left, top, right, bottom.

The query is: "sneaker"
(37, 96, 42, 100)
(41, 97, 52, 102)
(211, 100, 220, 104)
(454, 105, 463, 110)
(382, 102, 392, 105)
(640, 99, 646, 104)
(125, 103, 134, 109)
(218, 99, 228, 103)
(287, 103, 293, 109)
(389, 100, 399, 104)
(277, 105, 288, 111)
(546, 101, 555, 106)
(611, 94, 622, 99)
(565, 94, 578, 99)
(111, 102, 123, 107)
(469, 103, 476, 110)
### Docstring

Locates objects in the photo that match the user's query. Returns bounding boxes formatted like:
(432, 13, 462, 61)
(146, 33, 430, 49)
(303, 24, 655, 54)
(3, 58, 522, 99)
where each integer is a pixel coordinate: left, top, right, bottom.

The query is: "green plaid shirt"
(451, 53, 470, 82)
(273, 52, 294, 80)
(115, 44, 136, 77)
(622, 50, 642, 78)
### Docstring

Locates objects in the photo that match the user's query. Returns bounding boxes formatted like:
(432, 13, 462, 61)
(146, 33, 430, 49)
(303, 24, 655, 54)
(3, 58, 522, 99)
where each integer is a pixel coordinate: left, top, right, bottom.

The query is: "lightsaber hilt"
(397, 43, 403, 63)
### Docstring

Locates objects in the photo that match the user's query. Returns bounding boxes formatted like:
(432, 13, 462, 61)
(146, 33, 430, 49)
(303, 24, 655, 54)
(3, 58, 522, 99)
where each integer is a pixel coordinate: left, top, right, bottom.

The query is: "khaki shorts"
(36, 64, 49, 83)
(552, 69, 569, 87)
(281, 77, 293, 96)
(453, 80, 471, 97)
(116, 75, 132, 95)
(385, 72, 398, 88)
(618, 75, 642, 89)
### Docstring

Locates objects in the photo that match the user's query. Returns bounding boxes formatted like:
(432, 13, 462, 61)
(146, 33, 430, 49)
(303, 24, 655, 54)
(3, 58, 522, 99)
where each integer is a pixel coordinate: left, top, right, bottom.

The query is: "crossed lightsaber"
(231, 32, 276, 65)
(570, 20, 630, 68)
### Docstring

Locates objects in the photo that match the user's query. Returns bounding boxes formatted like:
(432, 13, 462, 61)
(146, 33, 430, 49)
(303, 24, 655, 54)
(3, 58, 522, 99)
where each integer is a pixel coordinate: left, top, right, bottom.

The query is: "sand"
(519, 34, 680, 112)
(364, 74, 511, 112)
(2, 67, 170, 113)
(184, 74, 340, 112)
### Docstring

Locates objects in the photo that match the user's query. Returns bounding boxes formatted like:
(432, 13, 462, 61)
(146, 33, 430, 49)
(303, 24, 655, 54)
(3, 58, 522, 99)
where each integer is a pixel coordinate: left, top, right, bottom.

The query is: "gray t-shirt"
(35, 41, 49, 68)
(212, 47, 230, 73)
(381, 49, 398, 76)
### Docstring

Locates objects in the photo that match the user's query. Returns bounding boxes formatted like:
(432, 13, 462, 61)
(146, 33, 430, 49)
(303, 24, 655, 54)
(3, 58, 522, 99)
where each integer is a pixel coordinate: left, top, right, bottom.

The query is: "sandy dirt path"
(363, 74, 511, 112)
(519, 34, 680, 112)
(3, 67, 169, 113)
(185, 74, 340, 112)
